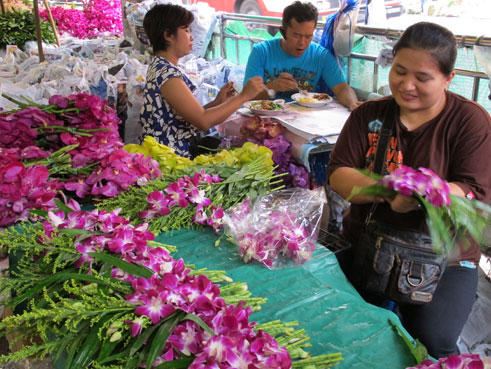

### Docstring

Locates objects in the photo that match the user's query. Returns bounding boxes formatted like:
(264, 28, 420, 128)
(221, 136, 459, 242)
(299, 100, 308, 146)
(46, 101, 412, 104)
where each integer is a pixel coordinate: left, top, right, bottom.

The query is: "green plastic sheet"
(157, 228, 417, 369)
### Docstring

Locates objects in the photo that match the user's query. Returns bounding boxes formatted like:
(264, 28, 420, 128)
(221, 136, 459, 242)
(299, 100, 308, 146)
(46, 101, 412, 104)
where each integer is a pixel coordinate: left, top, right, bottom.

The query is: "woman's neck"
(399, 92, 447, 131)
(155, 50, 178, 66)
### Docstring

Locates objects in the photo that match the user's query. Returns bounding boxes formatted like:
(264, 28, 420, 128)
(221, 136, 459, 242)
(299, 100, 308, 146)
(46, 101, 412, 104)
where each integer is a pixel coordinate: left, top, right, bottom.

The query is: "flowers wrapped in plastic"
(349, 165, 491, 254)
(222, 188, 326, 268)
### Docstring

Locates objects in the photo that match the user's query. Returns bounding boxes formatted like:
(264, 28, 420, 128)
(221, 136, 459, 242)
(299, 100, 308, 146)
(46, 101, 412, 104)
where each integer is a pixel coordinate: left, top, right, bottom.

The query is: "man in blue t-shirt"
(243, 1, 362, 111)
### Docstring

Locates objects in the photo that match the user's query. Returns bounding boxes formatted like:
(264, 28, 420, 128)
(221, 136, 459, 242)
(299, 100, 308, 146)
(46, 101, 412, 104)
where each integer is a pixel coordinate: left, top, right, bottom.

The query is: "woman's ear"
(163, 29, 173, 43)
(444, 70, 456, 89)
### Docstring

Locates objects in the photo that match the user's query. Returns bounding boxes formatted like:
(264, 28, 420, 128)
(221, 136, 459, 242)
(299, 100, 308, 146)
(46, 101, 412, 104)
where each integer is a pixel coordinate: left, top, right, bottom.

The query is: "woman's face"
(168, 25, 194, 57)
(389, 48, 454, 114)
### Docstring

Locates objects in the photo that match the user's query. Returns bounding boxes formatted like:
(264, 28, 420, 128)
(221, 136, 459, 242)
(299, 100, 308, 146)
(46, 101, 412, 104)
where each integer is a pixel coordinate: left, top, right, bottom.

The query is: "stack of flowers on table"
(0, 93, 161, 227)
(100, 137, 285, 235)
(219, 115, 310, 189)
(0, 201, 344, 369)
(349, 165, 491, 254)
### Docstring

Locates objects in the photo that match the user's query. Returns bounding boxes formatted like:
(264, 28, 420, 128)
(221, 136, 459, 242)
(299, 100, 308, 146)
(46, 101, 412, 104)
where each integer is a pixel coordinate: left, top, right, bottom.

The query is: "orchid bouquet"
(348, 165, 491, 254)
(0, 93, 161, 227)
(222, 188, 326, 268)
(0, 202, 343, 368)
(407, 353, 490, 369)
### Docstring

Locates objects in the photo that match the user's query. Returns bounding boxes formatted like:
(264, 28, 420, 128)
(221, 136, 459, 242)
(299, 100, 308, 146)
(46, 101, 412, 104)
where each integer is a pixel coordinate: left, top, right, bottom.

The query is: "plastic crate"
(317, 228, 351, 254)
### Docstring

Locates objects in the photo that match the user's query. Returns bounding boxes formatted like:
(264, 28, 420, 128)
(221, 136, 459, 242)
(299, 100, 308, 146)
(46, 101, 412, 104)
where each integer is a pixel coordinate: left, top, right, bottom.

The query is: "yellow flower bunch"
(194, 142, 273, 167)
(124, 136, 193, 173)
(125, 138, 274, 172)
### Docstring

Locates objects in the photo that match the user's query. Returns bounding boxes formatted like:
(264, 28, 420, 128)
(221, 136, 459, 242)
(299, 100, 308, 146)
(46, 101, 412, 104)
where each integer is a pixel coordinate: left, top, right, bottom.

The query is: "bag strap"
(366, 98, 397, 225)
(373, 98, 397, 175)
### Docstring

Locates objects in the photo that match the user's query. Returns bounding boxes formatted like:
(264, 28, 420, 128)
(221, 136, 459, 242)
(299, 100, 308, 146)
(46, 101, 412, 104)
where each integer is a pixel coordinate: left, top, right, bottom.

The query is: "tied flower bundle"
(0, 203, 343, 369)
(0, 93, 161, 227)
(349, 165, 491, 253)
(222, 189, 325, 269)
(227, 116, 310, 189)
(97, 146, 286, 235)
(407, 353, 489, 369)
(139, 170, 225, 234)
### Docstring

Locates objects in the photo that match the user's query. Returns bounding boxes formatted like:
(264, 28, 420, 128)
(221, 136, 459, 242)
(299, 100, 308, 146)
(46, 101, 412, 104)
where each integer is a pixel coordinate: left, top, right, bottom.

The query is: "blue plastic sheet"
(157, 228, 417, 369)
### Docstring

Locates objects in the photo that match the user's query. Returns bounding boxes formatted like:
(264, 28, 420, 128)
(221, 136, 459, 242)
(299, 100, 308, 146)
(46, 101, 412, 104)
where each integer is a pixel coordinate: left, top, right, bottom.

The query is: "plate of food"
(291, 92, 333, 108)
(243, 99, 289, 115)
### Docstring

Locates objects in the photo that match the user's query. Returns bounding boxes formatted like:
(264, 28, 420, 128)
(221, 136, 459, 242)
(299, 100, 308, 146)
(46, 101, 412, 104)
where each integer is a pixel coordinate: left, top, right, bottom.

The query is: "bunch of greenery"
(0, 10, 55, 49)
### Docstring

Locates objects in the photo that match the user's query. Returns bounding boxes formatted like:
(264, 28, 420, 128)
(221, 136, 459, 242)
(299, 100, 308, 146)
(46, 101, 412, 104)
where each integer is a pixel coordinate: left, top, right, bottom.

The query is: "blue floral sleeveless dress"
(139, 56, 199, 158)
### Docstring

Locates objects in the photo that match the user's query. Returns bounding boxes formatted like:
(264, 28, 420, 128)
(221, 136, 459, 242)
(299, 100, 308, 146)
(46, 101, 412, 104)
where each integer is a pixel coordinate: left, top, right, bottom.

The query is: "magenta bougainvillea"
(39, 0, 123, 39)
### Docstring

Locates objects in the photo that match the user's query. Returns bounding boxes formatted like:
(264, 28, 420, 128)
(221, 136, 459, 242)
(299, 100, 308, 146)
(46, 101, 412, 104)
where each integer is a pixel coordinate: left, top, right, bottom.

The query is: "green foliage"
(0, 10, 56, 49)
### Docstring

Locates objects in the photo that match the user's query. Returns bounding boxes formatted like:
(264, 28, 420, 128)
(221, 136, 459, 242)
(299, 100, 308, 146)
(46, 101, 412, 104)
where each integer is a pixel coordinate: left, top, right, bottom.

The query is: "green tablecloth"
(156, 228, 417, 369)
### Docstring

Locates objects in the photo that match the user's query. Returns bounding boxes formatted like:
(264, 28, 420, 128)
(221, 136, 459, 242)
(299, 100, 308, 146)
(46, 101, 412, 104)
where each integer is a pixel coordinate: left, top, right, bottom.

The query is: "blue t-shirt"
(243, 39, 346, 100)
(139, 56, 199, 158)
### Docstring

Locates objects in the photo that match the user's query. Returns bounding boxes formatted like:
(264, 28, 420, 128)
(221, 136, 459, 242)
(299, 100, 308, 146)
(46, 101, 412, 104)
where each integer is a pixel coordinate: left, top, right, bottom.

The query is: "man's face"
(282, 18, 316, 57)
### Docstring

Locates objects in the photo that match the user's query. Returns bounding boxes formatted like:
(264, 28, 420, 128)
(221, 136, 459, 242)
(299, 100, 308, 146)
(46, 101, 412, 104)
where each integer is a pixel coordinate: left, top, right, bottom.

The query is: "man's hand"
(269, 72, 298, 92)
(349, 101, 364, 111)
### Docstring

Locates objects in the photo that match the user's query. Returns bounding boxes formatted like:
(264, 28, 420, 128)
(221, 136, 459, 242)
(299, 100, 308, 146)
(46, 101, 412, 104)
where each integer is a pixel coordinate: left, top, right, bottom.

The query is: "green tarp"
(157, 228, 417, 369)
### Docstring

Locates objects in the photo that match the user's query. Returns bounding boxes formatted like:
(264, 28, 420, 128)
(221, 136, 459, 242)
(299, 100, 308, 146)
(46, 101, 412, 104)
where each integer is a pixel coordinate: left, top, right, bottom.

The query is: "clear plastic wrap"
(222, 188, 327, 269)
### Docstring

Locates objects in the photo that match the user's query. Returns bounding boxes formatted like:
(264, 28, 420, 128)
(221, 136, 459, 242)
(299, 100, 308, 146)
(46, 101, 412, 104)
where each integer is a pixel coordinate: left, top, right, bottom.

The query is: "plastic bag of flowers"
(222, 188, 326, 269)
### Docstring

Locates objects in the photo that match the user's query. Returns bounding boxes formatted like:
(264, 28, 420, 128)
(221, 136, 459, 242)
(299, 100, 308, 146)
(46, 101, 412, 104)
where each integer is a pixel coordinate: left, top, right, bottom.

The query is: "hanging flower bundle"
(348, 165, 491, 254)
(0, 93, 161, 227)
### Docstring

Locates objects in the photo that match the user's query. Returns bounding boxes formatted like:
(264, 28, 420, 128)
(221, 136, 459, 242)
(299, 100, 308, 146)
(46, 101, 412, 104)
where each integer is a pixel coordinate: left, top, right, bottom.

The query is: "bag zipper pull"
(375, 236, 383, 249)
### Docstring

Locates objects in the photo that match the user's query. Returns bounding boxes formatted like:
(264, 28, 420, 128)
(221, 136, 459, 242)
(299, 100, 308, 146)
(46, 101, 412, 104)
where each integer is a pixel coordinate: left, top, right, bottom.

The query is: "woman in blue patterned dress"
(139, 3, 264, 158)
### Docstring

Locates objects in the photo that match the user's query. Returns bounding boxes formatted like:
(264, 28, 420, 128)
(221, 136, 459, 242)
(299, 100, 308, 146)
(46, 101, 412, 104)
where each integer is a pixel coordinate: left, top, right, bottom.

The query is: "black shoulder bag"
(349, 99, 447, 305)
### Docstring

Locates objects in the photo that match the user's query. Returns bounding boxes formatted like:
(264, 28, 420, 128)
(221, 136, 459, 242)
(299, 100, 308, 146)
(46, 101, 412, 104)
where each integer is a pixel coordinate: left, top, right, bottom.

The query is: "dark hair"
(393, 22, 457, 76)
(280, 1, 318, 37)
(143, 4, 194, 53)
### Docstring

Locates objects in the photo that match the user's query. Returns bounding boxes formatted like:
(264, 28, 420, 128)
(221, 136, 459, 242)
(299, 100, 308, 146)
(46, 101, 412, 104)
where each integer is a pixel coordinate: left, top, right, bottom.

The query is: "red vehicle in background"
(186, 0, 404, 23)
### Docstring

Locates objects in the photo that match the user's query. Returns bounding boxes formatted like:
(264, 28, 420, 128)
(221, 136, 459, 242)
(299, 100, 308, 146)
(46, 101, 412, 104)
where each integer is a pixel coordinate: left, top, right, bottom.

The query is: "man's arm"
(332, 82, 363, 111)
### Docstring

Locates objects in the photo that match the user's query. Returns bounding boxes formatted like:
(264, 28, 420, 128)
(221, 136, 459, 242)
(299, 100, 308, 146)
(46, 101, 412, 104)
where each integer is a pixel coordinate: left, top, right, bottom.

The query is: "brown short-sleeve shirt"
(326, 92, 491, 264)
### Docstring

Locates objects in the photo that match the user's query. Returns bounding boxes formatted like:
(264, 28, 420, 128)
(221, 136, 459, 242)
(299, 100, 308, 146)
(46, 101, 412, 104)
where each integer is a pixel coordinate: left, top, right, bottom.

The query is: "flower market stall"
(1, 1, 491, 368)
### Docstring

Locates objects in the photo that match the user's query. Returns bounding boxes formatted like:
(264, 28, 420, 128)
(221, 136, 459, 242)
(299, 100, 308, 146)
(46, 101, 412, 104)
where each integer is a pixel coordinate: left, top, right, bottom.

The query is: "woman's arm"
(161, 76, 264, 131)
(329, 167, 385, 204)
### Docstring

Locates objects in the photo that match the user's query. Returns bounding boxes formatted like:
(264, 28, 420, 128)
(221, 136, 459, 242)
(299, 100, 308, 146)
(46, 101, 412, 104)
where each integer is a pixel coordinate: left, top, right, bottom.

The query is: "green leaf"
(58, 228, 95, 237)
(182, 313, 215, 336)
(10, 271, 66, 307)
(29, 209, 48, 218)
(71, 314, 114, 369)
(129, 323, 159, 357)
(88, 252, 154, 279)
(54, 200, 76, 214)
(65, 332, 89, 369)
(146, 311, 186, 369)
(154, 357, 195, 369)
(96, 338, 119, 362)
(10, 269, 130, 307)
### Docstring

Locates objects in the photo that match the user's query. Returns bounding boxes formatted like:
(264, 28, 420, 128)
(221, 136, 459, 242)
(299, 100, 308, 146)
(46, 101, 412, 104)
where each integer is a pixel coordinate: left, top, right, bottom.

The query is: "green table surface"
(156, 228, 418, 369)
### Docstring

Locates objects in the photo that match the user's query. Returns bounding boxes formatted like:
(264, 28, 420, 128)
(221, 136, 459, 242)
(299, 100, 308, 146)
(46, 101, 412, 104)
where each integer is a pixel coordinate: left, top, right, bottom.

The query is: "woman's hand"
(385, 194, 421, 213)
(214, 81, 236, 105)
(240, 76, 265, 101)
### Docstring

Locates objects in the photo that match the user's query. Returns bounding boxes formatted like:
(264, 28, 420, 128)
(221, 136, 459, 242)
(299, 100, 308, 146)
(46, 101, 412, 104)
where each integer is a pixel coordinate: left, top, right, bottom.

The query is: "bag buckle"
(407, 262, 424, 287)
